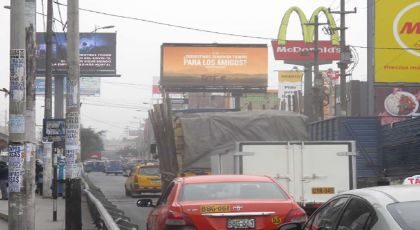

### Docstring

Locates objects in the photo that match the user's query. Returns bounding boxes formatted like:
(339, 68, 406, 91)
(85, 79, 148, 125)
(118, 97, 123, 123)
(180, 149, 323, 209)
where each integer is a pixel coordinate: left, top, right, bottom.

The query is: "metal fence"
(82, 173, 139, 230)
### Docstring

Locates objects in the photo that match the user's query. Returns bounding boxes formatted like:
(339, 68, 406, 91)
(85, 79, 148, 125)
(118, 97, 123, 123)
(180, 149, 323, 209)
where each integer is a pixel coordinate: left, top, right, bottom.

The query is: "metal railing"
(82, 173, 139, 230)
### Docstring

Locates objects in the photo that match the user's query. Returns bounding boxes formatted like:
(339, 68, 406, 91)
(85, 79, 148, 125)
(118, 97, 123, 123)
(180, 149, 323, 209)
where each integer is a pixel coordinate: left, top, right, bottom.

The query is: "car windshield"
(139, 166, 160, 175)
(387, 201, 420, 230)
(179, 182, 288, 201)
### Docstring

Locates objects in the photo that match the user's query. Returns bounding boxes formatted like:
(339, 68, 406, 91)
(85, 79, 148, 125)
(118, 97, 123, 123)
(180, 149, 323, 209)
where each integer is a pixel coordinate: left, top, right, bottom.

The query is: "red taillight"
(284, 208, 308, 223)
(165, 211, 195, 227)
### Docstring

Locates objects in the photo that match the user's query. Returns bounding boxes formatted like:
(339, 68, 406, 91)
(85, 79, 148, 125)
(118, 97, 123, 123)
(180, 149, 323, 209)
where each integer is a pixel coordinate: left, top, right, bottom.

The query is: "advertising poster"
(8, 144, 24, 193)
(375, 1, 420, 82)
(161, 44, 268, 90)
(278, 71, 303, 110)
(35, 77, 101, 96)
(36, 32, 116, 76)
(10, 49, 26, 102)
(375, 87, 420, 125)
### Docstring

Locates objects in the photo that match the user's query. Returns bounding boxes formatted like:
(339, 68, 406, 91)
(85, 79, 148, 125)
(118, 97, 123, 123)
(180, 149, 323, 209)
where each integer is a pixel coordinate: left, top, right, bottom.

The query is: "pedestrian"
(0, 161, 8, 200)
(35, 159, 44, 195)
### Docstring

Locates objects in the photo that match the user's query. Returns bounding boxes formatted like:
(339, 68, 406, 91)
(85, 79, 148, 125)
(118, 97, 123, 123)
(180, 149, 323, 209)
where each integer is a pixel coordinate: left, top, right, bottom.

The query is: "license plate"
(312, 187, 335, 194)
(227, 218, 256, 229)
(201, 204, 230, 213)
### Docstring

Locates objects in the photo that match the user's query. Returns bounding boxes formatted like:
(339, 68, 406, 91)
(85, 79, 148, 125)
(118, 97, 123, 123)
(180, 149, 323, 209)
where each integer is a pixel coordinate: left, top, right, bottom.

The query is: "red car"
(137, 175, 307, 230)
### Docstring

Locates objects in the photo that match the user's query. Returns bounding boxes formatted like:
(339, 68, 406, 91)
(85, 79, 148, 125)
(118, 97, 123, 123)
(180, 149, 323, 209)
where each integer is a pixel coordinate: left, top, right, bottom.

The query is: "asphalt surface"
(87, 172, 160, 230)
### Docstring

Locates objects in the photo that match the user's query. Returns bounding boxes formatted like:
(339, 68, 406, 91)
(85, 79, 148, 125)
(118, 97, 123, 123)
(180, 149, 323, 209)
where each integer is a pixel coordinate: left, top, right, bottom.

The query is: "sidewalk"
(0, 193, 96, 229)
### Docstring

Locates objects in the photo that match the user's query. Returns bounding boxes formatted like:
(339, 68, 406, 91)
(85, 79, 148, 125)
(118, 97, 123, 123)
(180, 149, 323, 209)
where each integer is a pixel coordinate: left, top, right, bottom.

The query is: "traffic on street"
(0, 0, 419, 230)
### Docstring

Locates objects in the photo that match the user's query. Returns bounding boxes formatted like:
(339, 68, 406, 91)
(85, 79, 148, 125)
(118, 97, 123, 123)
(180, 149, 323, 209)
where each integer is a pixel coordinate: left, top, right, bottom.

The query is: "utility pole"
(42, 0, 53, 200)
(8, 0, 27, 229)
(330, 0, 356, 116)
(24, 0, 37, 228)
(66, 0, 82, 229)
(45, 0, 53, 119)
(306, 16, 328, 121)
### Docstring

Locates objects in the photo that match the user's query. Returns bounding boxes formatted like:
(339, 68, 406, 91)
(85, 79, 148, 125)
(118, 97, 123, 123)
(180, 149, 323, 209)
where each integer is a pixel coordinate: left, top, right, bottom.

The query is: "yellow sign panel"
(375, 1, 420, 82)
(312, 187, 335, 194)
(278, 71, 303, 83)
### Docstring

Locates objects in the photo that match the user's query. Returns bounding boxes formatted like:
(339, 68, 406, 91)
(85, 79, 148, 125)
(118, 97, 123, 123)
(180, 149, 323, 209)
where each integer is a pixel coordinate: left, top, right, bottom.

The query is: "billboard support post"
(367, 0, 375, 116)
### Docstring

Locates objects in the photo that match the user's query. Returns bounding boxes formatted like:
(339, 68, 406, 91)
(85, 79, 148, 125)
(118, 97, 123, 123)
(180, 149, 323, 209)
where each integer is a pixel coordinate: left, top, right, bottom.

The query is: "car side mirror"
(278, 222, 302, 230)
(137, 199, 154, 207)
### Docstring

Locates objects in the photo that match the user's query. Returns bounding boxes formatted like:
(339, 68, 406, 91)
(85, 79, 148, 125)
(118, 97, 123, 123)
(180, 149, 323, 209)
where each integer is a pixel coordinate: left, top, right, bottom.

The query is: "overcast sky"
(0, 0, 368, 139)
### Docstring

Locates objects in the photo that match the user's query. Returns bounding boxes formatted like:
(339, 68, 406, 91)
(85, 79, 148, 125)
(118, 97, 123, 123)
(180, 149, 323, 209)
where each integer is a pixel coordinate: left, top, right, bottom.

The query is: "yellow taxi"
(125, 163, 161, 197)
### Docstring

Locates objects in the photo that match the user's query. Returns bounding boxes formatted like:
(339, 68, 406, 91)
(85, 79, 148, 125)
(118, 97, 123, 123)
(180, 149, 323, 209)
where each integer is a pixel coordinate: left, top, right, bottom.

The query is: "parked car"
(137, 175, 307, 230)
(125, 163, 161, 197)
(278, 185, 420, 230)
(104, 160, 123, 175)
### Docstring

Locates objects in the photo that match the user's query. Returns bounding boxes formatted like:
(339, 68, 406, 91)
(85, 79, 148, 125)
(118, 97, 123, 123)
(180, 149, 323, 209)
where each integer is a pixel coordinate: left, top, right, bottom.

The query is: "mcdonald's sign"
(271, 6, 341, 61)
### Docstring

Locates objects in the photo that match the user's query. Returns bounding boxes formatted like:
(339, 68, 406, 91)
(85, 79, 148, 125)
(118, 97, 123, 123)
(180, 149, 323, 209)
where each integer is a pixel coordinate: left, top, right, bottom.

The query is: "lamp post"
(91, 25, 115, 33)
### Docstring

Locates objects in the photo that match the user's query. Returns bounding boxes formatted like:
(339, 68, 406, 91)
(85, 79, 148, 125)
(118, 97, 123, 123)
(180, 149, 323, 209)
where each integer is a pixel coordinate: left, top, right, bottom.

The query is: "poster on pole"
(8, 144, 24, 193)
(10, 49, 26, 102)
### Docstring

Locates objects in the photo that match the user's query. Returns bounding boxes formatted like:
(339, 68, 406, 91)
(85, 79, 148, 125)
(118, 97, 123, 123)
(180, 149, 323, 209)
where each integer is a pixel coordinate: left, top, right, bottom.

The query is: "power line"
(50, 1, 415, 52)
(54, 1, 273, 41)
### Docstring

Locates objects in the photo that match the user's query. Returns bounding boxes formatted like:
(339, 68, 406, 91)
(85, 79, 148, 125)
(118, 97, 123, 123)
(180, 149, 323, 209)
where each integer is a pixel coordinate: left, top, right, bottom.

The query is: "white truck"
(211, 141, 357, 215)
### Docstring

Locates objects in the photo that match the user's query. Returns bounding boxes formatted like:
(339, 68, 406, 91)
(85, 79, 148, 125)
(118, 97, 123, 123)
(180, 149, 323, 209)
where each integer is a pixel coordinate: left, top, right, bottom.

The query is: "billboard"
(375, 87, 420, 125)
(272, 6, 341, 62)
(35, 77, 101, 96)
(375, 1, 420, 82)
(36, 32, 117, 76)
(161, 43, 268, 91)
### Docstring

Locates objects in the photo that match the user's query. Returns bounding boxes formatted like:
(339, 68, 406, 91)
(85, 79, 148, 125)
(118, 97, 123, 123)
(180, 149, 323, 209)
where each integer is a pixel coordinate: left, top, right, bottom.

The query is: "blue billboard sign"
(36, 32, 117, 76)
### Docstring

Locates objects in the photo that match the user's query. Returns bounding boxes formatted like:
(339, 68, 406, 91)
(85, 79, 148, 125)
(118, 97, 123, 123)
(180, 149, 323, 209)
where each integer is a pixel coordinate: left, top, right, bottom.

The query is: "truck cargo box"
(308, 117, 381, 187)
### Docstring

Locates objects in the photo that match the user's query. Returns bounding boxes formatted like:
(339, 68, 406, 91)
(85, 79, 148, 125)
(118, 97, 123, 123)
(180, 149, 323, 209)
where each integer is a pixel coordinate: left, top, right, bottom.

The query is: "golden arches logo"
(277, 6, 340, 45)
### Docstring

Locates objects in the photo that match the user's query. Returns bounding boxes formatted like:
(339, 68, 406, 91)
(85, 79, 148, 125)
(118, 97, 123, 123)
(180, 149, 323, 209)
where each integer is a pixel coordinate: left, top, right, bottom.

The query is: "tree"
(80, 127, 105, 161)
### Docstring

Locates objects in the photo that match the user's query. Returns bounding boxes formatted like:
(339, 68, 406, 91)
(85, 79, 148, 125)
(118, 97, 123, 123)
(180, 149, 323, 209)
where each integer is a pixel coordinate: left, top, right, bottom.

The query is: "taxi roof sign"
(403, 175, 420, 185)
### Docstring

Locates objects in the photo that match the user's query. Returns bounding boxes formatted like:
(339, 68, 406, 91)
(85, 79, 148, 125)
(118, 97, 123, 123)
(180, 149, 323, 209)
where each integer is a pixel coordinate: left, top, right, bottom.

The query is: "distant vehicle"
(83, 160, 105, 173)
(137, 175, 307, 230)
(278, 185, 420, 230)
(125, 163, 161, 197)
(104, 160, 123, 175)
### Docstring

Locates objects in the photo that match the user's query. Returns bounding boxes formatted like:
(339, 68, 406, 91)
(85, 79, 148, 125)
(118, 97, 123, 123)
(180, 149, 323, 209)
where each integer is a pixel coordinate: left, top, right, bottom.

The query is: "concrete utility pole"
(330, 0, 356, 116)
(306, 16, 328, 121)
(66, 0, 82, 229)
(45, 0, 53, 119)
(8, 0, 27, 229)
(24, 0, 37, 228)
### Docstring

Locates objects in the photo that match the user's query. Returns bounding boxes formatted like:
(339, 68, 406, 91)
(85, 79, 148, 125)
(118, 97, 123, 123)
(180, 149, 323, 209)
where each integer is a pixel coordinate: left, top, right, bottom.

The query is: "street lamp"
(91, 25, 115, 33)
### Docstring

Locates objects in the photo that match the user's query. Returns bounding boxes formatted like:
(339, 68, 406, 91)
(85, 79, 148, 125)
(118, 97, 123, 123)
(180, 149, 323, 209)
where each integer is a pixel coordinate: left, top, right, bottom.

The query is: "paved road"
(87, 172, 160, 230)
